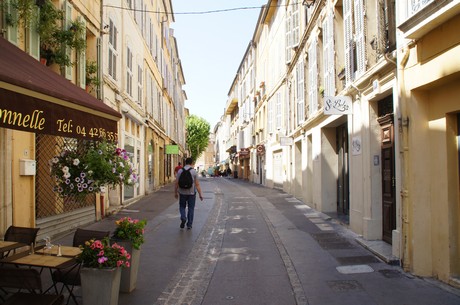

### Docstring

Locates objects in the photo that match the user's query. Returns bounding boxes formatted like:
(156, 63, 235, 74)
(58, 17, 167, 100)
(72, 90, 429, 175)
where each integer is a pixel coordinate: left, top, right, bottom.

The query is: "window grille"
(35, 134, 95, 219)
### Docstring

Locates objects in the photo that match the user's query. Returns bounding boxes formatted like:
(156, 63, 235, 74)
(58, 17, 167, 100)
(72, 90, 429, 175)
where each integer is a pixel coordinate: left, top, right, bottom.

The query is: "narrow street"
(68, 177, 460, 305)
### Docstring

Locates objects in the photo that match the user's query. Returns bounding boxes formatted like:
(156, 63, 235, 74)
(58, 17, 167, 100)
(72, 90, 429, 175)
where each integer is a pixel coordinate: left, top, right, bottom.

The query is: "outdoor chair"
(2, 226, 40, 258)
(0, 267, 64, 305)
(52, 228, 110, 305)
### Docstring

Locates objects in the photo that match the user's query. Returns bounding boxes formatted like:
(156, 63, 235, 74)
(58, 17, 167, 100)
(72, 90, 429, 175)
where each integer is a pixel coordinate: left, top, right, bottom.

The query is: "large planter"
(80, 267, 121, 305)
(116, 240, 141, 293)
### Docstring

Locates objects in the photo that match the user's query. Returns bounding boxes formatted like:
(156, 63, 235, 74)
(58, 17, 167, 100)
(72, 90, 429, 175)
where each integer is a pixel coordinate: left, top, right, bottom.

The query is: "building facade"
(218, 0, 459, 287)
(0, 0, 186, 240)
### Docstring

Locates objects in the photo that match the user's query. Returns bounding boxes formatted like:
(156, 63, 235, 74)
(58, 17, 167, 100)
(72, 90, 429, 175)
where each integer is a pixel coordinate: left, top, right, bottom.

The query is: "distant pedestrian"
(175, 158, 203, 229)
(174, 162, 182, 175)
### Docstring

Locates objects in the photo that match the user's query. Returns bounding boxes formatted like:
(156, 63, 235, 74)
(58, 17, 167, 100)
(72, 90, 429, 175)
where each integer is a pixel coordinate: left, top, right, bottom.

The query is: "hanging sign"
(324, 96, 352, 115)
(165, 144, 179, 154)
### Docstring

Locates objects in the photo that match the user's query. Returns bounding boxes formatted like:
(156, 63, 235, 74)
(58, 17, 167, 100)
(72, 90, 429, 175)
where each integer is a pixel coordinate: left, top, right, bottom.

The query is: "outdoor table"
(35, 245, 82, 257)
(0, 240, 27, 259)
(0, 248, 81, 297)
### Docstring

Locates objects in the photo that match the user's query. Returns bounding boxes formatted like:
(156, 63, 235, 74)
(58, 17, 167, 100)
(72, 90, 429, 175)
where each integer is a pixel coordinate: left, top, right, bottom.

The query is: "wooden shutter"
(5, 3, 18, 45)
(354, 0, 366, 77)
(27, 6, 40, 60)
(78, 17, 87, 89)
(308, 37, 318, 116)
(296, 59, 305, 125)
(285, 10, 292, 63)
(343, 0, 353, 85)
(292, 2, 300, 48)
(323, 11, 335, 97)
(64, 1, 72, 80)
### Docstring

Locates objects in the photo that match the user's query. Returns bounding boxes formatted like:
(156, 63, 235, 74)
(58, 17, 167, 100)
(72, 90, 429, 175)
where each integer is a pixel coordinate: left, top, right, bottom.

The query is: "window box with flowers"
(77, 237, 130, 305)
(112, 217, 147, 292)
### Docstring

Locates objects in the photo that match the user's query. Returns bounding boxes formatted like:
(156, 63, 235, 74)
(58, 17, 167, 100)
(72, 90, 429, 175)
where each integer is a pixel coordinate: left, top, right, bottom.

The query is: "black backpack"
(178, 168, 193, 189)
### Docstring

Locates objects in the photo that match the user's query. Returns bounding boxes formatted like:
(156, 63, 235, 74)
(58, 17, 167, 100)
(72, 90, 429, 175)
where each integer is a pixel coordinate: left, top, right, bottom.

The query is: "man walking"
(175, 157, 203, 229)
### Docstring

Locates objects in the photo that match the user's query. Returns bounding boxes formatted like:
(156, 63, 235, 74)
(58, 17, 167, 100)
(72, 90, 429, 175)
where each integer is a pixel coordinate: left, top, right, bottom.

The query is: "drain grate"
(327, 280, 363, 292)
(335, 255, 381, 265)
(378, 269, 403, 278)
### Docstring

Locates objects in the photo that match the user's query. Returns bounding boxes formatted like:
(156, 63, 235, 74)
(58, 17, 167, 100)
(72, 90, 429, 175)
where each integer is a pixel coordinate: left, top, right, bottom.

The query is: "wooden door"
(379, 115, 396, 244)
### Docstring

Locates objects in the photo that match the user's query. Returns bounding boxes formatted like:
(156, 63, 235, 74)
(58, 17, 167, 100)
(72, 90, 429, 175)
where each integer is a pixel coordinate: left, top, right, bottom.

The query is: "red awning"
(0, 37, 121, 140)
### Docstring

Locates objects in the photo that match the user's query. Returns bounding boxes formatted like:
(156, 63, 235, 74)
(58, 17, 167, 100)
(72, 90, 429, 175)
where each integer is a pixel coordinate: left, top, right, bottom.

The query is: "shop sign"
(165, 144, 179, 154)
(324, 96, 352, 115)
(0, 88, 118, 140)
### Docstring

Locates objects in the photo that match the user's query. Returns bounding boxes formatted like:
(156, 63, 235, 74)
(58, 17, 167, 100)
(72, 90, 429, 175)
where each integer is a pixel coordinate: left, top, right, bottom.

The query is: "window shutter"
(64, 1, 72, 80)
(27, 6, 40, 60)
(285, 11, 292, 63)
(296, 59, 305, 125)
(276, 92, 282, 130)
(308, 37, 318, 116)
(323, 11, 335, 97)
(343, 0, 353, 85)
(5, 3, 18, 45)
(354, 0, 366, 77)
(268, 98, 273, 134)
(292, 2, 300, 48)
(78, 17, 87, 89)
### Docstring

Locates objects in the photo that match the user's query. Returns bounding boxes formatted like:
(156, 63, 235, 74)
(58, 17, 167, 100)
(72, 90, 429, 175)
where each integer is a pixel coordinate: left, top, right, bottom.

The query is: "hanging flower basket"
(49, 141, 138, 197)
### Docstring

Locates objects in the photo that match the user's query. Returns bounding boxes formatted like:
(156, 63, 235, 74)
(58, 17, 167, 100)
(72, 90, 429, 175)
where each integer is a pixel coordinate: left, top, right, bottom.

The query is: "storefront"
(0, 37, 121, 238)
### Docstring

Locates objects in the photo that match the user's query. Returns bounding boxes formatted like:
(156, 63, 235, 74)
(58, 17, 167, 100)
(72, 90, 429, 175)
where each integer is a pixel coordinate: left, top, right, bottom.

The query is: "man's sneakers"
(187, 226, 192, 230)
(180, 219, 186, 229)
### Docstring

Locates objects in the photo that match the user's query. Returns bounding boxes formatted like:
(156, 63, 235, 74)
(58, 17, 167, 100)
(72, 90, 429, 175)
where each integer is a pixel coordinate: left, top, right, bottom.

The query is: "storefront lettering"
(0, 108, 45, 130)
(56, 119, 73, 133)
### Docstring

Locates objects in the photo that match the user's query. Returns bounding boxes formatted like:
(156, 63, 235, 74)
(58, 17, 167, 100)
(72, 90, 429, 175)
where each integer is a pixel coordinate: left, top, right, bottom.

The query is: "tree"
(186, 115, 210, 161)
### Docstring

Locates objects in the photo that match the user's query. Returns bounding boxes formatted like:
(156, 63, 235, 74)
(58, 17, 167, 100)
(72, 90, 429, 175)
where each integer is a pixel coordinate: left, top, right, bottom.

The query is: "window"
(126, 47, 133, 96)
(108, 19, 118, 79)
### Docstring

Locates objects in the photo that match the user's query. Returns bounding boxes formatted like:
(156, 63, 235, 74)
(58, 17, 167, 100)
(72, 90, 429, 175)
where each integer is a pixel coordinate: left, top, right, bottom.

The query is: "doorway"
(336, 123, 349, 220)
(377, 97, 396, 244)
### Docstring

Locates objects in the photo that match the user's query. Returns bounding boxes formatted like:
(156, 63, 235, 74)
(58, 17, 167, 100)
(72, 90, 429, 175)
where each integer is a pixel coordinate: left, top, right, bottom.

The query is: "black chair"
(52, 229, 110, 305)
(2, 226, 40, 258)
(0, 267, 64, 305)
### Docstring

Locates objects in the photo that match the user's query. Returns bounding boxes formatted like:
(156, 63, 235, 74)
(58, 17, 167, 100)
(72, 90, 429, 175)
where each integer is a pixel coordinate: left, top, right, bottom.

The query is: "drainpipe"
(398, 39, 416, 270)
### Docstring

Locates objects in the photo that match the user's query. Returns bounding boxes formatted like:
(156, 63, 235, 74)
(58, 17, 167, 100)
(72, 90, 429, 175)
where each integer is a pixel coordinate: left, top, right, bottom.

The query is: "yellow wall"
(402, 14, 460, 282)
(11, 130, 35, 227)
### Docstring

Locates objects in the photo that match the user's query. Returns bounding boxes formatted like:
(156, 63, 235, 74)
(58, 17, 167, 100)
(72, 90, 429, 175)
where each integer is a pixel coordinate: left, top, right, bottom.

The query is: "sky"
(171, 0, 267, 130)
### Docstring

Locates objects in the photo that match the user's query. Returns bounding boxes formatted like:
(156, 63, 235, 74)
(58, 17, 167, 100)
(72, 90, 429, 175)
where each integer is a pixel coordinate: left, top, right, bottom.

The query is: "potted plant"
(112, 217, 147, 293)
(77, 237, 130, 305)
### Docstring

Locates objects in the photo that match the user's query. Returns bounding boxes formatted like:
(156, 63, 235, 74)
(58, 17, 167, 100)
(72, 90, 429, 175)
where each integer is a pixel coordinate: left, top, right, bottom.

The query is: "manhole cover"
(379, 269, 403, 278)
(327, 280, 363, 292)
(336, 255, 381, 265)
